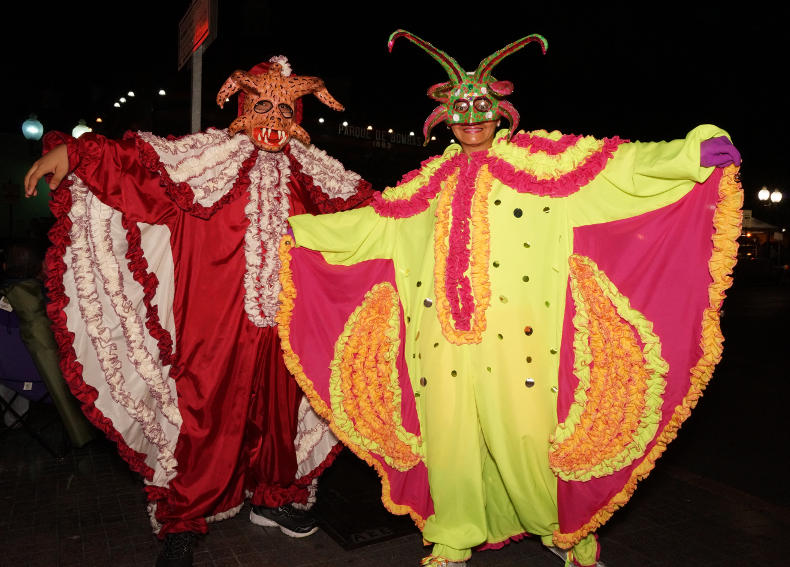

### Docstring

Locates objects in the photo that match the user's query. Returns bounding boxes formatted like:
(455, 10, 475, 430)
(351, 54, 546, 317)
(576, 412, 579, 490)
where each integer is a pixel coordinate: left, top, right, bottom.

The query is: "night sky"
(2, 2, 787, 223)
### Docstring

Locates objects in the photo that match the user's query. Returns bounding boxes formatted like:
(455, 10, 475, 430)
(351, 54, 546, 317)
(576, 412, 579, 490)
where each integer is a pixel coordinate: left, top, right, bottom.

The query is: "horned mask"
(216, 56, 344, 152)
(388, 30, 548, 143)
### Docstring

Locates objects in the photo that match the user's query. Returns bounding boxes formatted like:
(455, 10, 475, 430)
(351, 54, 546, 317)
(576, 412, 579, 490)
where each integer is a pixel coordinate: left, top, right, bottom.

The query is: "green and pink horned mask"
(387, 30, 548, 142)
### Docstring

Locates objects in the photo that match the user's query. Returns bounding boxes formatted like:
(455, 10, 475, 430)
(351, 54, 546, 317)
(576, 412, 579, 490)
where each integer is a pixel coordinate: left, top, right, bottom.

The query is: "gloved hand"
(700, 136, 741, 168)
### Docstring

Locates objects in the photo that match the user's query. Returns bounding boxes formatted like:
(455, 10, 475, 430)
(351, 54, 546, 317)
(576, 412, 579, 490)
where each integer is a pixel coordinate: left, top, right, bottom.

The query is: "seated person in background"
(1, 240, 96, 448)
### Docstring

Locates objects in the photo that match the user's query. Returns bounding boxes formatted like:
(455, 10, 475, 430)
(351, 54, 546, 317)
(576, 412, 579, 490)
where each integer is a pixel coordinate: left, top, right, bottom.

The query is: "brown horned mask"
(216, 57, 345, 152)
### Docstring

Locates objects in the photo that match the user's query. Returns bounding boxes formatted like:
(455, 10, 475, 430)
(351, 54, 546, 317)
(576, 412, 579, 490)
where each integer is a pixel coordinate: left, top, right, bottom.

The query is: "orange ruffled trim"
(328, 282, 423, 472)
(276, 235, 426, 529)
(550, 254, 667, 482)
(433, 166, 494, 344)
(552, 165, 743, 548)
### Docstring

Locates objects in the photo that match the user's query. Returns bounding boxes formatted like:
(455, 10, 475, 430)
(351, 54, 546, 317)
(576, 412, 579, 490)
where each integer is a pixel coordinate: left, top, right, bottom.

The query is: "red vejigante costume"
(40, 59, 373, 536)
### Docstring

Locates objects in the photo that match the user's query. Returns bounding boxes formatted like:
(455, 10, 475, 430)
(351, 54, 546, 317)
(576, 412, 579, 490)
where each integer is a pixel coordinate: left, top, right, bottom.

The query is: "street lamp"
(22, 114, 44, 140)
(758, 186, 783, 204)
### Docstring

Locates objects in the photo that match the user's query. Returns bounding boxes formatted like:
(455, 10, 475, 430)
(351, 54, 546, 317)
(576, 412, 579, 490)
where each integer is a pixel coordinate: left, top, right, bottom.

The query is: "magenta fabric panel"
(287, 246, 434, 520)
(557, 171, 722, 533)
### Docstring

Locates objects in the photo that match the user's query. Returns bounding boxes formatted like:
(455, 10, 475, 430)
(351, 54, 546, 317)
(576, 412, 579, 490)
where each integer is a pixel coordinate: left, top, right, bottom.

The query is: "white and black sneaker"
(249, 504, 319, 538)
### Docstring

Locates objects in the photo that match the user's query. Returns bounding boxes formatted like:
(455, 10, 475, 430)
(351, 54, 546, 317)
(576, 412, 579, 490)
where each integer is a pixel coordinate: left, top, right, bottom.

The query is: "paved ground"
(1, 260, 788, 566)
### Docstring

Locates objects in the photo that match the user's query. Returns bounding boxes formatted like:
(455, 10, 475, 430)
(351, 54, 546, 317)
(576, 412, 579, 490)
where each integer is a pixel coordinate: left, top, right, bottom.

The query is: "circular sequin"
(524, 326, 533, 336)
(499, 295, 508, 303)
(486, 366, 492, 372)
(434, 342, 439, 348)
(497, 333, 504, 340)
(551, 386, 558, 393)
(420, 377, 427, 386)
(451, 370, 457, 377)
(526, 356, 532, 363)
(494, 199, 501, 206)
(543, 206, 550, 213)
(523, 242, 531, 248)
(424, 298, 433, 307)
(493, 261, 500, 268)
(416, 281, 422, 287)
(545, 301, 551, 307)
(513, 208, 523, 218)
(550, 348, 558, 355)
(525, 378, 535, 388)
(522, 275, 529, 282)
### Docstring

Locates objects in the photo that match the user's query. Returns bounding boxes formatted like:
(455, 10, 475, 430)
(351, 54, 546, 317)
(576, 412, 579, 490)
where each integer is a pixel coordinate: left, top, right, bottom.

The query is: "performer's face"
(450, 120, 498, 155)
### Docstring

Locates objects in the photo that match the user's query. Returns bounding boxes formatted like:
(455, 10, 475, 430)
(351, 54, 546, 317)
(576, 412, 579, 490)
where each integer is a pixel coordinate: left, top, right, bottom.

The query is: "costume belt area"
(42, 57, 374, 535)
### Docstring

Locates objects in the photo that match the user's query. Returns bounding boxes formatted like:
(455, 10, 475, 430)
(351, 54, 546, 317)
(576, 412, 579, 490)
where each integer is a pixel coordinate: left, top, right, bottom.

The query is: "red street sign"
(178, 0, 217, 70)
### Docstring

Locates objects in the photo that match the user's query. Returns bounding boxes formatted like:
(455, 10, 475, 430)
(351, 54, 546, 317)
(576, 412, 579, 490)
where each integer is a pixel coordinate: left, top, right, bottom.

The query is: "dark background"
(1, 2, 787, 223)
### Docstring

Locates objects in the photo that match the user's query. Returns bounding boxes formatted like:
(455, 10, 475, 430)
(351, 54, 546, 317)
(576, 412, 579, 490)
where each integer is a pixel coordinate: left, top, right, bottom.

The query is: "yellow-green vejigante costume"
(278, 126, 742, 564)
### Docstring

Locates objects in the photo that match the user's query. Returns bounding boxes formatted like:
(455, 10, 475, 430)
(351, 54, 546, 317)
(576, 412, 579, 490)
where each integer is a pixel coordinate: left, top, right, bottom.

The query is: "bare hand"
(24, 144, 68, 197)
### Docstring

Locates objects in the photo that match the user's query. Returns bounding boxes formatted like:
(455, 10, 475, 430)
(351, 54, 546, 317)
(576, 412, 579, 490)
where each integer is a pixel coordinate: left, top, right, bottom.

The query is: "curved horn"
(474, 34, 548, 83)
(422, 105, 449, 145)
(289, 77, 345, 111)
(388, 29, 466, 84)
(216, 70, 261, 108)
(497, 100, 520, 140)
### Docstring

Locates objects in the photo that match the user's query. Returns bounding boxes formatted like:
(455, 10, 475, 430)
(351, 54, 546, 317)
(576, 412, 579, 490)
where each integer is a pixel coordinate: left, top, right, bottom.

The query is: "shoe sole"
(249, 509, 319, 538)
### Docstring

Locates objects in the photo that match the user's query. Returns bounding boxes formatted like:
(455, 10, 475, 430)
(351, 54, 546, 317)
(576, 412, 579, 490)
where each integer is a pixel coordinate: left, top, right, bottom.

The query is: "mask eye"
(473, 97, 492, 112)
(278, 103, 294, 118)
(254, 100, 273, 114)
(453, 99, 470, 113)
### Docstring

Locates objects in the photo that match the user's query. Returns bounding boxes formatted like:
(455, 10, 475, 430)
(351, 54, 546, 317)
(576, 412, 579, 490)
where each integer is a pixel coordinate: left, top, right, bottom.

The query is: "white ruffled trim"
(242, 151, 292, 327)
(69, 181, 179, 477)
(138, 129, 255, 208)
(269, 55, 292, 76)
(289, 138, 363, 201)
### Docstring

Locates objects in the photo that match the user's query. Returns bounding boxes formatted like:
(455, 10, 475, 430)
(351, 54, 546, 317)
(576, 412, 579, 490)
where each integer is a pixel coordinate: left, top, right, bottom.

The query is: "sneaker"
(156, 532, 197, 567)
(249, 504, 319, 538)
(420, 555, 467, 566)
(545, 545, 607, 567)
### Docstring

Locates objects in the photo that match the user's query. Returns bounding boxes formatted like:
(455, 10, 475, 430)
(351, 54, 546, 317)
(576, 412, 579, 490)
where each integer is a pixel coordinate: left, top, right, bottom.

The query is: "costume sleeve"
(60, 132, 177, 225)
(288, 206, 397, 264)
(285, 142, 376, 215)
(568, 124, 730, 227)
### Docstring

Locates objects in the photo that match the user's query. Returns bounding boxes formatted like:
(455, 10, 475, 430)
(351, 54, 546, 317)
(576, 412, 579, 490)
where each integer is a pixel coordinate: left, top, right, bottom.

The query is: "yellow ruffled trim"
(491, 130, 606, 180)
(328, 282, 423, 471)
(433, 166, 493, 344)
(550, 254, 667, 482)
(379, 152, 454, 202)
(552, 165, 743, 549)
(276, 235, 427, 529)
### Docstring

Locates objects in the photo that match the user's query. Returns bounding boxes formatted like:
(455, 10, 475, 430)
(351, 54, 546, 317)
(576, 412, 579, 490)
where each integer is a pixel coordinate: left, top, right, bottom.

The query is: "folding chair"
(0, 307, 67, 457)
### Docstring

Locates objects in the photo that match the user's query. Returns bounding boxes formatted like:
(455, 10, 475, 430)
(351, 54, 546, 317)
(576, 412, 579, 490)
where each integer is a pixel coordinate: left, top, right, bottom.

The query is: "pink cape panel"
(285, 246, 434, 523)
(557, 171, 723, 533)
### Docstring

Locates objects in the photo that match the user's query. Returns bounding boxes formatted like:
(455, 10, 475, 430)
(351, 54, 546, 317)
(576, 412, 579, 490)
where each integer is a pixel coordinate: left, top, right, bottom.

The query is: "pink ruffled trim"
(475, 531, 529, 551)
(510, 131, 584, 155)
(132, 131, 258, 220)
(372, 153, 466, 218)
(487, 137, 625, 197)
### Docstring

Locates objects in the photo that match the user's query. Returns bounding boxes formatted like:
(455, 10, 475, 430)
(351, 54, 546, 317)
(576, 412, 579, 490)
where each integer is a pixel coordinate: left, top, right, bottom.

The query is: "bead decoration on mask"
(388, 30, 548, 144)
